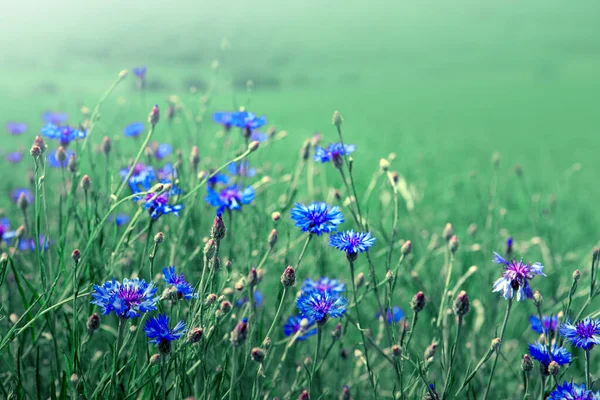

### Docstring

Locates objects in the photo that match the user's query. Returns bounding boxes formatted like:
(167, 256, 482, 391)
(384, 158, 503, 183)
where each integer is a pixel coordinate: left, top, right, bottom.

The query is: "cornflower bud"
(67, 154, 77, 173)
(268, 229, 278, 247)
(548, 361, 560, 377)
(72, 249, 81, 263)
(573, 270, 581, 282)
(17, 192, 29, 211)
(452, 291, 470, 317)
(148, 104, 160, 126)
(271, 211, 281, 221)
(187, 328, 204, 343)
(248, 141, 260, 152)
(154, 232, 164, 244)
(281, 266, 296, 288)
(424, 343, 437, 360)
(442, 223, 453, 242)
(491, 338, 501, 352)
(87, 313, 100, 333)
(230, 318, 249, 346)
(81, 175, 91, 191)
(251, 347, 266, 363)
(401, 240, 412, 255)
(449, 235, 459, 254)
(102, 136, 111, 155)
(332, 111, 343, 127)
(247, 268, 258, 288)
(532, 290, 543, 307)
(521, 354, 533, 372)
(331, 323, 342, 340)
(354, 272, 365, 289)
(211, 214, 226, 240)
(392, 345, 402, 358)
(220, 301, 232, 313)
(410, 291, 426, 313)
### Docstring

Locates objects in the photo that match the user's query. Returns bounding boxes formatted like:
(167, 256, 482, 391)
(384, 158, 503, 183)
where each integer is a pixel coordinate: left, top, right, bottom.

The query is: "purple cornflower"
(302, 277, 346, 295)
(376, 307, 405, 324)
(236, 290, 264, 308)
(41, 123, 87, 146)
(314, 143, 356, 164)
(329, 231, 375, 256)
(5, 151, 23, 164)
(549, 382, 597, 400)
(528, 342, 572, 367)
(492, 253, 545, 301)
(5, 122, 27, 135)
(296, 289, 348, 324)
(227, 161, 256, 177)
(144, 314, 186, 345)
(290, 203, 344, 236)
(559, 318, 600, 351)
(283, 315, 317, 340)
(212, 112, 235, 131)
(0, 218, 17, 243)
(91, 278, 159, 319)
(123, 122, 145, 138)
(42, 111, 68, 125)
(47, 148, 75, 168)
(11, 188, 34, 204)
(529, 315, 559, 334)
(205, 184, 255, 212)
(162, 266, 197, 300)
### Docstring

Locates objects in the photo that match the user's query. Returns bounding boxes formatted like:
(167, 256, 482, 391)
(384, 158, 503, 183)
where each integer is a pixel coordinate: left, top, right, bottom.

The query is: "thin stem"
(523, 371, 529, 400)
(296, 234, 312, 271)
(539, 375, 546, 400)
(437, 252, 454, 328)
(161, 356, 167, 400)
(585, 350, 591, 389)
(262, 288, 287, 344)
(229, 348, 237, 400)
(482, 298, 513, 400)
(114, 125, 156, 200)
(442, 316, 463, 399)
(310, 327, 322, 393)
(112, 319, 126, 398)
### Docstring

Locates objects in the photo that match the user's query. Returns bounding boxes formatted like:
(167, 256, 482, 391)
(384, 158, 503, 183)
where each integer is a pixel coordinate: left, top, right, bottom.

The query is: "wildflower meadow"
(2, 2, 600, 399)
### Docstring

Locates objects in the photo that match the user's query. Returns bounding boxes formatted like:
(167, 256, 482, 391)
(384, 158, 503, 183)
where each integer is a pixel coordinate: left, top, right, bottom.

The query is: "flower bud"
(424, 343, 437, 360)
(449, 235, 459, 254)
(205, 293, 217, 304)
(354, 272, 365, 289)
(102, 136, 111, 155)
(452, 291, 470, 317)
(506, 237, 513, 256)
(204, 239, 217, 259)
(332, 111, 343, 127)
(17, 192, 29, 211)
(190, 146, 200, 169)
(247, 268, 258, 288)
(235, 279, 244, 291)
(211, 214, 226, 240)
(379, 158, 390, 172)
(72, 249, 81, 263)
(248, 141, 260, 152)
(491, 338, 501, 352)
(154, 232, 164, 244)
(150, 354, 161, 365)
(300, 318, 310, 329)
(230, 318, 249, 346)
(30, 145, 42, 158)
(56, 147, 67, 164)
(118, 69, 129, 80)
(187, 328, 204, 343)
(34, 135, 46, 152)
(81, 175, 91, 191)
(331, 323, 342, 340)
(263, 336, 272, 351)
(442, 223, 453, 242)
(548, 361, 560, 376)
(340, 386, 350, 400)
(271, 211, 281, 221)
(268, 229, 278, 247)
(220, 300, 232, 313)
(573, 270, 581, 282)
(68, 154, 77, 173)
(392, 345, 401, 358)
(148, 104, 160, 126)
(70, 374, 79, 386)
(15, 226, 25, 241)
(87, 313, 100, 333)
(281, 266, 296, 288)
(298, 390, 310, 400)
(385, 270, 393, 282)
(251, 347, 266, 363)
(401, 240, 412, 255)
(521, 354, 533, 372)
(593, 247, 600, 262)
(301, 139, 311, 160)
(532, 290, 543, 307)
(410, 291, 426, 313)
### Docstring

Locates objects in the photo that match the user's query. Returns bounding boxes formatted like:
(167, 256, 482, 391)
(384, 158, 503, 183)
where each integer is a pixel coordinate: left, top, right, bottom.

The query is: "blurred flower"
(559, 318, 600, 351)
(529, 315, 558, 334)
(213, 111, 235, 130)
(5, 122, 27, 135)
(376, 307, 405, 324)
(121, 163, 156, 192)
(17, 236, 50, 252)
(42, 111, 68, 125)
(205, 185, 255, 212)
(0, 217, 17, 243)
(302, 277, 346, 295)
(283, 315, 317, 340)
(236, 290, 264, 308)
(290, 203, 344, 236)
(528, 342, 571, 367)
(5, 151, 23, 164)
(123, 122, 145, 138)
(91, 278, 159, 318)
(10, 188, 33, 205)
(297, 288, 347, 323)
(47, 148, 75, 168)
(163, 266, 197, 300)
(250, 131, 268, 142)
(153, 143, 173, 160)
(314, 143, 356, 164)
(492, 253, 545, 301)
(207, 171, 230, 187)
(41, 124, 87, 146)
(227, 161, 256, 177)
(132, 66, 147, 80)
(329, 231, 375, 255)
(144, 314, 186, 345)
(231, 111, 267, 131)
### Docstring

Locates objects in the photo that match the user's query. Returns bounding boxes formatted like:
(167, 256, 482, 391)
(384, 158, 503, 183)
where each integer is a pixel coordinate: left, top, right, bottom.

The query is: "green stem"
(262, 288, 287, 344)
(161, 356, 167, 400)
(585, 350, 591, 389)
(310, 327, 322, 393)
(296, 234, 312, 271)
(523, 371, 529, 400)
(112, 319, 126, 398)
(229, 348, 237, 400)
(482, 298, 513, 400)
(437, 252, 454, 328)
(539, 375, 546, 400)
(442, 316, 463, 399)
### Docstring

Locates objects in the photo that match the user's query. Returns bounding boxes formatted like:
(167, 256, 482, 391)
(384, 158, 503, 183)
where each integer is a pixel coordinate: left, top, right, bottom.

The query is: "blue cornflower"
(17, 236, 50, 252)
(376, 307, 405, 324)
(283, 315, 317, 341)
(0, 218, 17, 243)
(250, 131, 268, 142)
(236, 290, 264, 308)
(302, 277, 346, 295)
(162, 266, 197, 300)
(154, 143, 173, 159)
(11, 188, 34, 205)
(42, 111, 68, 125)
(5, 151, 23, 164)
(329, 231, 375, 256)
(124, 163, 183, 219)
(297, 289, 347, 323)
(205, 184, 255, 212)
(123, 122, 145, 137)
(529, 315, 559, 334)
(5, 122, 27, 135)
(213, 111, 235, 130)
(314, 143, 356, 164)
(144, 314, 186, 345)
(41, 123, 87, 146)
(290, 203, 344, 236)
(157, 163, 177, 181)
(141, 188, 184, 219)
(549, 382, 596, 400)
(492, 253, 545, 301)
(91, 278, 159, 319)
(227, 161, 257, 177)
(207, 171, 230, 187)
(47, 148, 75, 168)
(114, 214, 130, 226)
(231, 111, 267, 132)
(528, 342, 572, 367)
(559, 318, 600, 351)
(132, 66, 147, 80)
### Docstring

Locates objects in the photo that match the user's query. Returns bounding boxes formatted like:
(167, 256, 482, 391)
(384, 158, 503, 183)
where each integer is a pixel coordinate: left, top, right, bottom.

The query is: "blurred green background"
(2, 0, 600, 242)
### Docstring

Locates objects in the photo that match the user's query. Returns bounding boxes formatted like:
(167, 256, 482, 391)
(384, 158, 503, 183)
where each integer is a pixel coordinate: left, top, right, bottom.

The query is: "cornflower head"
(212, 111, 235, 131)
(235, 290, 264, 308)
(148, 142, 173, 160)
(314, 143, 356, 166)
(549, 382, 597, 400)
(227, 160, 257, 177)
(140, 186, 183, 219)
(144, 314, 186, 354)
(162, 266, 197, 300)
(492, 253, 545, 301)
(5, 122, 27, 135)
(231, 111, 267, 136)
(302, 277, 346, 295)
(47, 148, 75, 168)
(559, 318, 600, 351)
(11, 188, 33, 205)
(528, 342, 572, 367)
(18, 236, 50, 252)
(132, 66, 147, 80)
(290, 202, 344, 236)
(41, 123, 87, 146)
(283, 315, 317, 340)
(205, 184, 255, 213)
(42, 111, 68, 125)
(91, 278, 159, 318)
(121, 163, 156, 191)
(123, 122, 145, 138)
(207, 170, 230, 187)
(157, 163, 177, 181)
(329, 230, 375, 260)
(376, 307, 405, 324)
(5, 151, 23, 163)
(296, 289, 348, 325)
(529, 315, 559, 334)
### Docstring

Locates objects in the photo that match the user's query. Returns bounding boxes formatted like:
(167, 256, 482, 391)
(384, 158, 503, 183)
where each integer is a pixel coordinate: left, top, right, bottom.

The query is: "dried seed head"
(410, 291, 426, 313)
(281, 266, 296, 288)
(452, 291, 470, 317)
